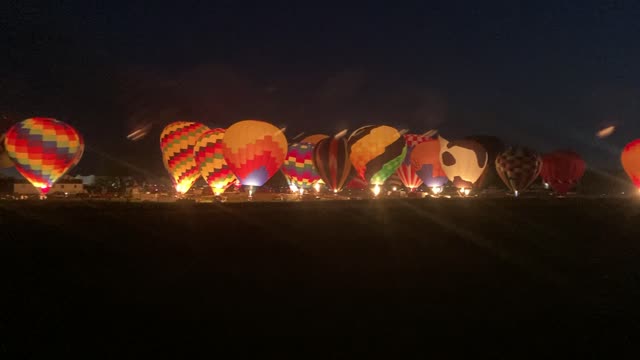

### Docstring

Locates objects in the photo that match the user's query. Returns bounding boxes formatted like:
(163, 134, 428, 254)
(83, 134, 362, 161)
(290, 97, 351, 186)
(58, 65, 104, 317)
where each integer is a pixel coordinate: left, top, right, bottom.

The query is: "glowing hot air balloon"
(540, 150, 586, 195)
(313, 135, 353, 193)
(160, 121, 210, 194)
(0, 132, 13, 168)
(395, 134, 432, 191)
(221, 120, 288, 187)
(439, 136, 488, 191)
(282, 142, 320, 190)
(300, 134, 329, 145)
(348, 125, 406, 186)
(410, 137, 448, 190)
(194, 128, 237, 196)
(3, 118, 83, 194)
(621, 139, 640, 189)
(495, 146, 542, 197)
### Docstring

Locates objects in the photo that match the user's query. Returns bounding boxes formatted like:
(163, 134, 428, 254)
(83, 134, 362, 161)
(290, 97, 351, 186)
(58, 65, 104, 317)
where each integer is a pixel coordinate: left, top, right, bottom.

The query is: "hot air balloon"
(282, 142, 320, 191)
(300, 134, 329, 145)
(0, 132, 13, 168)
(540, 150, 586, 195)
(221, 120, 288, 187)
(394, 134, 432, 191)
(313, 135, 352, 193)
(348, 125, 406, 187)
(495, 146, 542, 196)
(621, 139, 640, 189)
(3, 118, 83, 194)
(194, 128, 237, 196)
(71, 132, 85, 167)
(410, 137, 448, 193)
(439, 136, 488, 191)
(464, 135, 505, 190)
(160, 121, 210, 194)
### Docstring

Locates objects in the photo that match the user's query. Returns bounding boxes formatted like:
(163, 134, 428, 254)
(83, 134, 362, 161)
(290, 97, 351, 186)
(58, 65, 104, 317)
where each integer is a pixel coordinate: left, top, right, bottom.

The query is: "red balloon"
(540, 150, 586, 194)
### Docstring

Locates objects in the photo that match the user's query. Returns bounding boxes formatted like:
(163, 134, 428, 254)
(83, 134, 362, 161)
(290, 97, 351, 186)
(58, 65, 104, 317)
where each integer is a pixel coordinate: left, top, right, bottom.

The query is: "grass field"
(1, 198, 640, 356)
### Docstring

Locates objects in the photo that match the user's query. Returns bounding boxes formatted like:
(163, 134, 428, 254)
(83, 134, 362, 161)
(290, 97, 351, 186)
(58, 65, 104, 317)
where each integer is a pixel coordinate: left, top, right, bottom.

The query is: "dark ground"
(1, 198, 640, 357)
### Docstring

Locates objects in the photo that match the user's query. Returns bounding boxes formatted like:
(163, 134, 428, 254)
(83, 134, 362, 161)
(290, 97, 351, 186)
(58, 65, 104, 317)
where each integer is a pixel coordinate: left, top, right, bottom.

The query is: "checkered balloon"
(194, 128, 237, 195)
(495, 146, 542, 195)
(160, 121, 210, 194)
(3, 118, 83, 194)
(282, 142, 320, 190)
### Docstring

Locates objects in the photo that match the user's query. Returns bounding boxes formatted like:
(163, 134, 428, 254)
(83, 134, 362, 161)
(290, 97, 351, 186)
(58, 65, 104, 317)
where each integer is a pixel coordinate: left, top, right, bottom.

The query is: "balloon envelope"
(348, 125, 406, 185)
(3, 118, 83, 194)
(495, 146, 542, 194)
(409, 137, 448, 188)
(439, 136, 488, 188)
(0, 132, 13, 168)
(194, 128, 237, 195)
(621, 139, 640, 189)
(464, 135, 505, 189)
(313, 136, 352, 192)
(395, 134, 432, 190)
(540, 150, 586, 194)
(160, 121, 210, 194)
(300, 134, 329, 145)
(221, 120, 288, 187)
(282, 142, 320, 189)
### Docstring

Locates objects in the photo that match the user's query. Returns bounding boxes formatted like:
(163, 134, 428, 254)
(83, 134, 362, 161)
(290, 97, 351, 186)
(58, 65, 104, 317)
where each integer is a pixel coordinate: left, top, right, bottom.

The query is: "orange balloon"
(621, 139, 640, 189)
(300, 134, 329, 145)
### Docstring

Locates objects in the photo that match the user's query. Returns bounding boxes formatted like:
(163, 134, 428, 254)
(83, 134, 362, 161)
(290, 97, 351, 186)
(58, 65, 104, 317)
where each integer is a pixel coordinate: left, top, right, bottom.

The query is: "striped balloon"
(313, 136, 352, 193)
(282, 142, 320, 190)
(3, 118, 83, 194)
(495, 146, 542, 195)
(395, 134, 432, 190)
(221, 120, 288, 187)
(160, 121, 210, 194)
(540, 150, 586, 194)
(194, 128, 237, 195)
(348, 125, 407, 185)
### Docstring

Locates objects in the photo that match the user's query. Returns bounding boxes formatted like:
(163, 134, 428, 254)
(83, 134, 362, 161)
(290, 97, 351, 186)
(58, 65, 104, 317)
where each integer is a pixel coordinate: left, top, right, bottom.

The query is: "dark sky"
(2, 0, 640, 177)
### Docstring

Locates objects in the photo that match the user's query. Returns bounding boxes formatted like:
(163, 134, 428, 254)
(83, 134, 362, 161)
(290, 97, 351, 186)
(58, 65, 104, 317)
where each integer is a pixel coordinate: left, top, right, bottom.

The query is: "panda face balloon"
(438, 136, 488, 189)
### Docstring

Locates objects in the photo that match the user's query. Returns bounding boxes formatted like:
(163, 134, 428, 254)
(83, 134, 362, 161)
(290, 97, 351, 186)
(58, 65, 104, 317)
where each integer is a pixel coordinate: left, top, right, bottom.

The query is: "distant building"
(13, 179, 85, 195)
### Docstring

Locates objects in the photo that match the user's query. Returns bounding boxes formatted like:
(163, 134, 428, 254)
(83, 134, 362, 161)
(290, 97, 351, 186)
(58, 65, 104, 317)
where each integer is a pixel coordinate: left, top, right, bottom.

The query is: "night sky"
(3, 1, 640, 178)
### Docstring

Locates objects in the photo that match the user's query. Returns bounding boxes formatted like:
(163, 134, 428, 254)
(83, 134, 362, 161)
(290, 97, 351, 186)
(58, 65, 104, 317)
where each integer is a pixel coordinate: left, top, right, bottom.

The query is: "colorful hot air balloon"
(464, 135, 505, 190)
(0, 132, 13, 168)
(3, 118, 83, 194)
(348, 125, 406, 186)
(495, 146, 542, 196)
(439, 136, 488, 189)
(221, 120, 288, 187)
(300, 134, 329, 145)
(540, 150, 586, 195)
(194, 128, 237, 195)
(410, 137, 448, 188)
(395, 134, 432, 191)
(160, 121, 210, 194)
(282, 142, 320, 190)
(313, 135, 352, 193)
(621, 139, 640, 189)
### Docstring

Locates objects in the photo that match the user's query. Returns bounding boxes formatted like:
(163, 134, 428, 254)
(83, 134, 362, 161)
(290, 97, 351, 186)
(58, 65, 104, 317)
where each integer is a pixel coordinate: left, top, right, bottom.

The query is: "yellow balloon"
(221, 120, 288, 186)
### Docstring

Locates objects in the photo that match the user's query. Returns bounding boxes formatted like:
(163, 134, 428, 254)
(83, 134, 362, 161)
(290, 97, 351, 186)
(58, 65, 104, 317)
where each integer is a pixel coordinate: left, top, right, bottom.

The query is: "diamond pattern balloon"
(3, 118, 83, 194)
